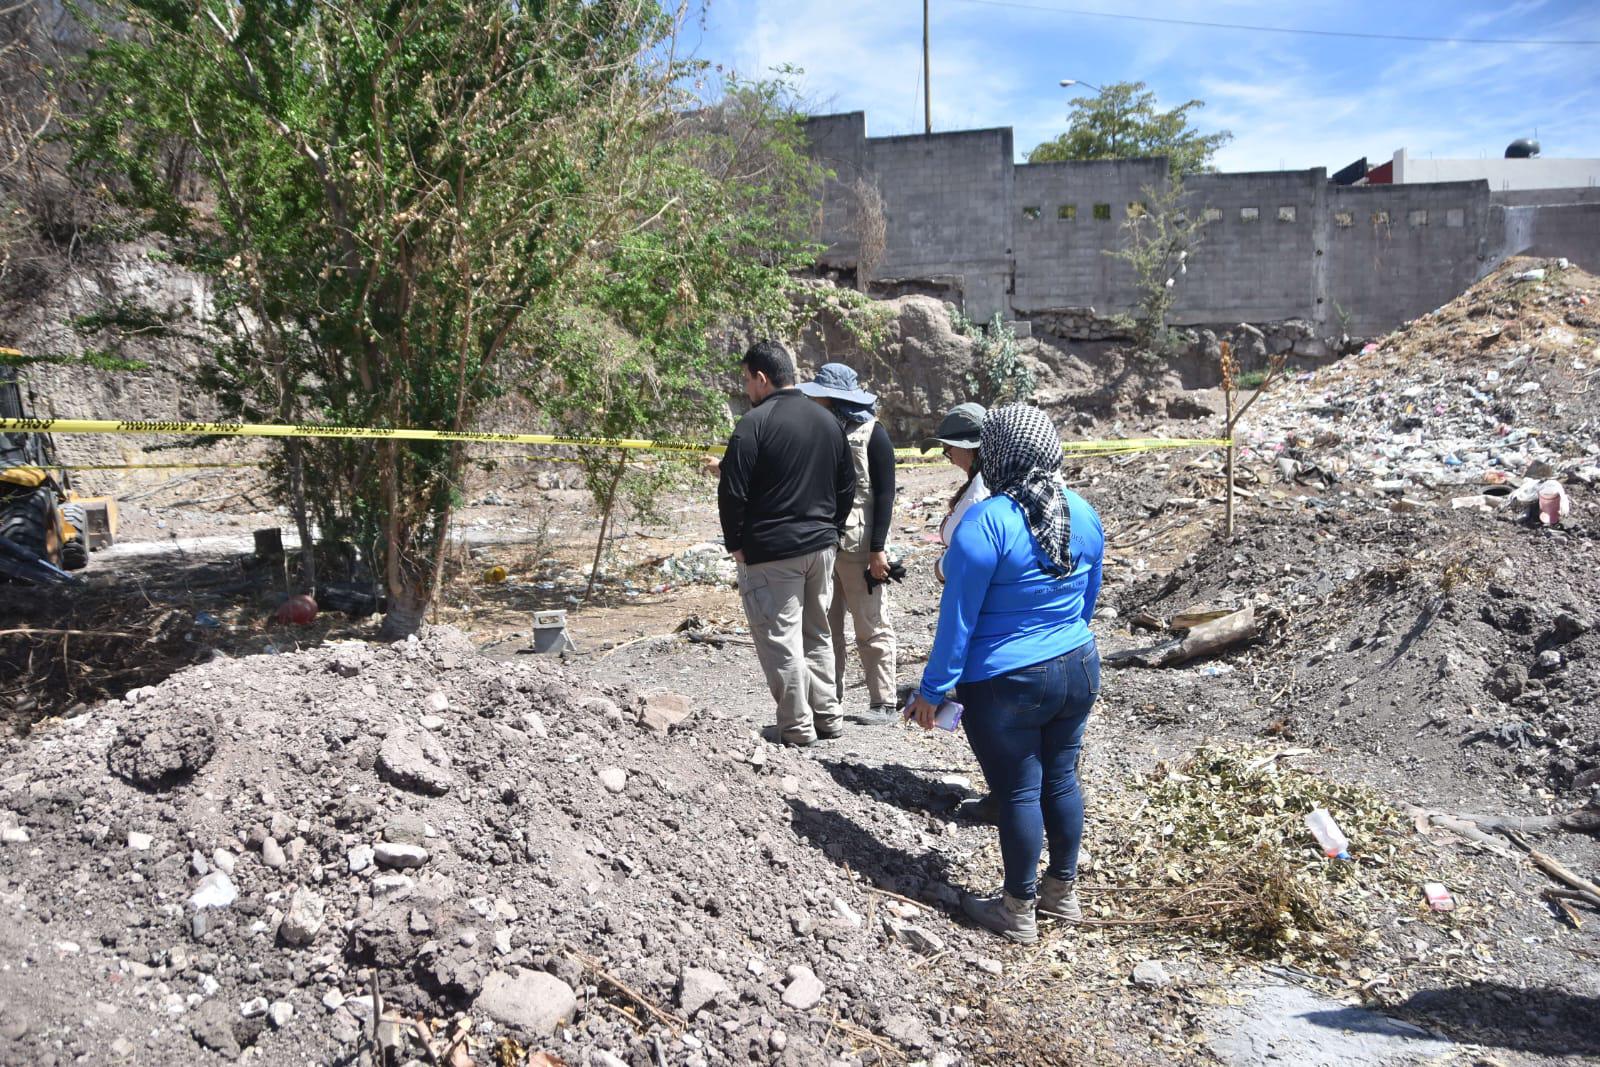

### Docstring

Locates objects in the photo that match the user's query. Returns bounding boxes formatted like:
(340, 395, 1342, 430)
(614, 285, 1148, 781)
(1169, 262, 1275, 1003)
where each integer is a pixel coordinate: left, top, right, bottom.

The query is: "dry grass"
(1080, 743, 1469, 975)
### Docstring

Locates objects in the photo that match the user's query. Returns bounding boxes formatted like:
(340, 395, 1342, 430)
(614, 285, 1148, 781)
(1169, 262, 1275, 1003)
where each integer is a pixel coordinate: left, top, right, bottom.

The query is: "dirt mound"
(0, 626, 1074, 1065)
(1116, 493, 1600, 800)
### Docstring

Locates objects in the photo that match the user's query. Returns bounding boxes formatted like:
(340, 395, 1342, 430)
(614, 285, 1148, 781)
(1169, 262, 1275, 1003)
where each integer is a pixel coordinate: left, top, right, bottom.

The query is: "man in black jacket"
(718, 341, 856, 746)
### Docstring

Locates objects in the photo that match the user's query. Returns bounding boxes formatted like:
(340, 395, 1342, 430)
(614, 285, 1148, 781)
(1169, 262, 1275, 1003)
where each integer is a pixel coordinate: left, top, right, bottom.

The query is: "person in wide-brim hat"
(796, 362, 878, 407)
(797, 361, 900, 726)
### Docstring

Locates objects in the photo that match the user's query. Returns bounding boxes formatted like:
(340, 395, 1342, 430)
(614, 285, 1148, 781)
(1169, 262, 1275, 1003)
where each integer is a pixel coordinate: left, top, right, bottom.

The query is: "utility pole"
(923, 0, 931, 135)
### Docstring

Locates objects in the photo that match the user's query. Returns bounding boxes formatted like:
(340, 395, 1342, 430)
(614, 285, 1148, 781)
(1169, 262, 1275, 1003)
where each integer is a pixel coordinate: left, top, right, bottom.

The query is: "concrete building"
(805, 111, 1600, 337)
(1390, 147, 1600, 191)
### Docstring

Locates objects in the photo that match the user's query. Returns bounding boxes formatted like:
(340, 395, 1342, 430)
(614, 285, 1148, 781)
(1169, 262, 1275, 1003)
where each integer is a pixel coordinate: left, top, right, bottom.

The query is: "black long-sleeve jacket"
(717, 389, 856, 565)
(859, 422, 896, 554)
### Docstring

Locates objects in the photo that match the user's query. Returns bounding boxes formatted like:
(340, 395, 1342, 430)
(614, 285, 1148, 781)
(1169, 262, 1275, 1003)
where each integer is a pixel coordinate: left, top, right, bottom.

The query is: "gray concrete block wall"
(1493, 187, 1600, 208)
(1174, 170, 1323, 325)
(866, 128, 1015, 307)
(801, 110, 1593, 336)
(1522, 203, 1600, 272)
(1011, 158, 1166, 314)
(1325, 182, 1492, 335)
(805, 112, 869, 265)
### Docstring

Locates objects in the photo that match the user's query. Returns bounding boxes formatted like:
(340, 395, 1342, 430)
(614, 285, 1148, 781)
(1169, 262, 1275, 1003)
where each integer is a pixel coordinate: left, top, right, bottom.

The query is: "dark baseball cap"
(919, 402, 986, 452)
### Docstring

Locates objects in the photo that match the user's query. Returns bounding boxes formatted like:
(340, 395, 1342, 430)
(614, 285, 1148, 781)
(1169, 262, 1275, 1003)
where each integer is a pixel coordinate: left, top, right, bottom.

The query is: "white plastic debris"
(188, 871, 238, 910)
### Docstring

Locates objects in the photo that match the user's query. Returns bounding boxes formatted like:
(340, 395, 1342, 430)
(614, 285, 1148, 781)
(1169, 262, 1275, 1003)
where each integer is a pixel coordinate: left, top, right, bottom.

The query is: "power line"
(946, 0, 1600, 46)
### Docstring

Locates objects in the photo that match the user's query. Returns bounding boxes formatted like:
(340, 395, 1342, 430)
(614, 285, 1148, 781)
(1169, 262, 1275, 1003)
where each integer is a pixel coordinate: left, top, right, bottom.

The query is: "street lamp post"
(1060, 78, 1117, 157)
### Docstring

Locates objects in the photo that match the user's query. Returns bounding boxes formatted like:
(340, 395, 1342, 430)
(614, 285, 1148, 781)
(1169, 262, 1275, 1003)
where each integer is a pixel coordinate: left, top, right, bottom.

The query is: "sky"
(683, 0, 1600, 173)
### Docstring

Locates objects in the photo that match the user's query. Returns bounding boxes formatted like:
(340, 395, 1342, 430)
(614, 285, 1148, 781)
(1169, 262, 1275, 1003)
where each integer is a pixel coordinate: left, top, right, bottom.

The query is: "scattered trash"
(656, 543, 737, 587)
(530, 609, 577, 655)
(1423, 882, 1456, 912)
(1512, 268, 1546, 283)
(274, 595, 318, 626)
(1304, 808, 1352, 860)
(482, 565, 508, 584)
(193, 611, 220, 628)
(1197, 663, 1235, 677)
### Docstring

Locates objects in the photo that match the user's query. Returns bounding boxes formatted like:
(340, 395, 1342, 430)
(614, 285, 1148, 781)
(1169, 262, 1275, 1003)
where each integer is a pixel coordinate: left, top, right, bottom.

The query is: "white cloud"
(698, 0, 1600, 171)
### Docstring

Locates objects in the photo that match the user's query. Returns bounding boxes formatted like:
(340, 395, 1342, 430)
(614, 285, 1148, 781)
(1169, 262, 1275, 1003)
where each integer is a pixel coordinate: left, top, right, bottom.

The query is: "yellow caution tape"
(0, 416, 721, 455)
(893, 437, 1228, 459)
(2, 417, 1229, 460)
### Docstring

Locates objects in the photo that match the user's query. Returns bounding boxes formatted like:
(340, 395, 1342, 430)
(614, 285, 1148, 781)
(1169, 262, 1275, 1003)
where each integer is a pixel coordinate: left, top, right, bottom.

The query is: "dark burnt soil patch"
(0, 555, 385, 735)
(1114, 501, 1600, 804)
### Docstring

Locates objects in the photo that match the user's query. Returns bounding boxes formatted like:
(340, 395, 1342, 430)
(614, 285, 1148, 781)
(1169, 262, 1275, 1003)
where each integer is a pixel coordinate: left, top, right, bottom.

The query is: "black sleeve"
(866, 423, 896, 552)
(832, 425, 856, 535)
(717, 422, 758, 552)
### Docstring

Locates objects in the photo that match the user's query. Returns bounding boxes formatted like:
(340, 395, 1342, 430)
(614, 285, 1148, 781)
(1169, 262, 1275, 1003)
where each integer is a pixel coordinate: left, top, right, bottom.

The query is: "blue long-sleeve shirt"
(919, 489, 1104, 702)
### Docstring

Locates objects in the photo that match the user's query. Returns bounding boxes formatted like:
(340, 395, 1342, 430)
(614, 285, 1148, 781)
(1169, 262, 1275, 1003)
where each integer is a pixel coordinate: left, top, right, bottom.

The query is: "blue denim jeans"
(957, 640, 1099, 899)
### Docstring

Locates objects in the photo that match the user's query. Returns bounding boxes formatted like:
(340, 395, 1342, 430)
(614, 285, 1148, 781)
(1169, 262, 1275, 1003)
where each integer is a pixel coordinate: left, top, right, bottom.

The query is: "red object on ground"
(275, 594, 318, 625)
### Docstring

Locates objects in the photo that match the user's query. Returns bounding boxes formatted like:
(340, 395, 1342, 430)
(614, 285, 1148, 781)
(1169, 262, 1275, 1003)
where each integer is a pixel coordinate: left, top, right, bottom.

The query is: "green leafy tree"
(1028, 81, 1231, 175)
(540, 75, 826, 597)
(70, 0, 811, 635)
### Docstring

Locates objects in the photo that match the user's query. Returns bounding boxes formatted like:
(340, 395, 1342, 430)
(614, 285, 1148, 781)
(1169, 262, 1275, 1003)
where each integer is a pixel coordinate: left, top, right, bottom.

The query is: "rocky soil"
(2, 259, 1599, 1066)
(0, 627, 1092, 1066)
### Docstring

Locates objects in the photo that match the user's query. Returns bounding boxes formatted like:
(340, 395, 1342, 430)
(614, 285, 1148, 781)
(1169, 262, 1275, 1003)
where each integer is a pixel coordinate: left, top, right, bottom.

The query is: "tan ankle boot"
(960, 889, 1038, 944)
(1038, 875, 1082, 921)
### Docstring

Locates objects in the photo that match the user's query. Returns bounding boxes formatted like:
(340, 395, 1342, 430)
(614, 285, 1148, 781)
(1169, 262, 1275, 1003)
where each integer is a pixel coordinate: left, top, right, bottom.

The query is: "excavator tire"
(58, 501, 89, 570)
(0, 486, 62, 567)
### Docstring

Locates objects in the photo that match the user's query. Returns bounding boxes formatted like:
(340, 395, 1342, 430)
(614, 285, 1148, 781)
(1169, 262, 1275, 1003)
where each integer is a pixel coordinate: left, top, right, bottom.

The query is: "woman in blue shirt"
(907, 404, 1104, 944)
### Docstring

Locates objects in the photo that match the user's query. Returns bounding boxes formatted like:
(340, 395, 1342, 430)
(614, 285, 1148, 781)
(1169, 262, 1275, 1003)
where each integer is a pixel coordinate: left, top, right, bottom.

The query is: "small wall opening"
(1092, 203, 1111, 220)
(1240, 206, 1260, 223)
(1277, 205, 1296, 223)
(1058, 204, 1077, 220)
(1022, 205, 1041, 221)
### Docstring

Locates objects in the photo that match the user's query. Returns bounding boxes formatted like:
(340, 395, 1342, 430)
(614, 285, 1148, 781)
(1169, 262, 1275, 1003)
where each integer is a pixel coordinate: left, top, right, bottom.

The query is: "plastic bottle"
(1304, 808, 1351, 860)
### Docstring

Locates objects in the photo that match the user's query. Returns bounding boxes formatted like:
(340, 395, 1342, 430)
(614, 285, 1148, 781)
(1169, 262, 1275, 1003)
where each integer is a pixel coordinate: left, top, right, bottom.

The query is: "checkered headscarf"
(980, 404, 1072, 575)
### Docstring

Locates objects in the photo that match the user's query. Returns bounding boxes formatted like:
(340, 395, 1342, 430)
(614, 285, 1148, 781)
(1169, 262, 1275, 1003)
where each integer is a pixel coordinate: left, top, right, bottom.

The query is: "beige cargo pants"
(738, 547, 843, 744)
(829, 549, 898, 708)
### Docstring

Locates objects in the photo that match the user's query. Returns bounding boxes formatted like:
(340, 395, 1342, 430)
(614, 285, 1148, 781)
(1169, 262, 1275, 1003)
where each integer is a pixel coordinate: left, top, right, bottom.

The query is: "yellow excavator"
(0, 370, 116, 584)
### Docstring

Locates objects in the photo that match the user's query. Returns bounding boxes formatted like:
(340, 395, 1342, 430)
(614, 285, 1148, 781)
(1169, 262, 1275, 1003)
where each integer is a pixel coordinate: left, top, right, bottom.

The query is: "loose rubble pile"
(1105, 260, 1600, 799)
(1241, 258, 1600, 508)
(0, 628, 1074, 1065)
(656, 543, 739, 588)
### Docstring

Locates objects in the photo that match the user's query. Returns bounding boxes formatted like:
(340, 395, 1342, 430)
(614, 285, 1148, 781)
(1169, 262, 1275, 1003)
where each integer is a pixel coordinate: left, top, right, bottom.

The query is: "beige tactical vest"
(841, 418, 877, 555)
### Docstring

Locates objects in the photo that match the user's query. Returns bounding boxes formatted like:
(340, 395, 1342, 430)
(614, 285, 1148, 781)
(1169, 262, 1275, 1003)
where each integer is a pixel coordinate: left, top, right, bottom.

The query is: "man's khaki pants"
(829, 549, 898, 708)
(738, 547, 842, 744)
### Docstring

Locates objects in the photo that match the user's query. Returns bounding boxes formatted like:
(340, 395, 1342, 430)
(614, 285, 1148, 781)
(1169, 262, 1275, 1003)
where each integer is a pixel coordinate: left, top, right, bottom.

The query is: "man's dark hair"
(741, 340, 795, 387)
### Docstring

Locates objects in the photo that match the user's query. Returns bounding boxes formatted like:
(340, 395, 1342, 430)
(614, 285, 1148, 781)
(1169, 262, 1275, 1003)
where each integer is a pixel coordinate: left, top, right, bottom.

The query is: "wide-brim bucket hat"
(796, 362, 876, 405)
(919, 402, 986, 452)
